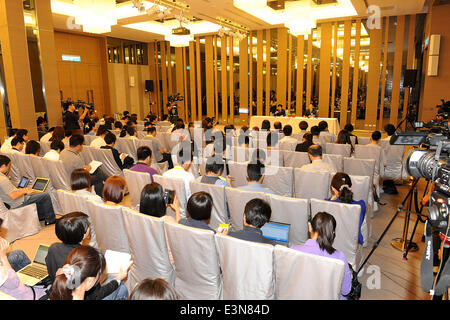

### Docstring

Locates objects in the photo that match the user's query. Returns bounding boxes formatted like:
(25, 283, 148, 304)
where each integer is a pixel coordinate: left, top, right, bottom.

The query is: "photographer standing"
(64, 102, 88, 131)
(167, 102, 178, 120)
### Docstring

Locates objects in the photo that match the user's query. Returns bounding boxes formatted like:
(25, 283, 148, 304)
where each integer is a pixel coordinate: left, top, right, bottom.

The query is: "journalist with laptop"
(0, 155, 56, 225)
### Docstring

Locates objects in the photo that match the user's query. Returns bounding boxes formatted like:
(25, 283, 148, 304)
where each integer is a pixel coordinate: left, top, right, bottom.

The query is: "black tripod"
(357, 178, 424, 274)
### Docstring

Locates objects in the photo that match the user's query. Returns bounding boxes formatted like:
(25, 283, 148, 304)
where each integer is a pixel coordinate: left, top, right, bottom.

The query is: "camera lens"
(405, 149, 438, 179)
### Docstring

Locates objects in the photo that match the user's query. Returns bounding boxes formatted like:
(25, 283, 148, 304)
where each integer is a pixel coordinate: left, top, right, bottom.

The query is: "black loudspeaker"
(145, 80, 154, 92)
(404, 69, 417, 88)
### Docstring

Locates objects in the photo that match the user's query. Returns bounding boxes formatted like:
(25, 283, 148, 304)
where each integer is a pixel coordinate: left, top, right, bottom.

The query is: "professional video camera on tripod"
(358, 99, 450, 299)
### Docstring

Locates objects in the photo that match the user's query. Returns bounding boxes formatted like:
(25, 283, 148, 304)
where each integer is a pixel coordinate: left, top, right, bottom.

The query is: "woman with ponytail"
(50, 246, 129, 300)
(291, 212, 352, 300)
(328, 172, 366, 245)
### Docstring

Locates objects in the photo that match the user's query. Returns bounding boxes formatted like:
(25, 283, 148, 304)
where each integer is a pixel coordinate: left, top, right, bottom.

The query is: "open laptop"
(31, 178, 50, 192)
(16, 244, 49, 286)
(261, 221, 291, 247)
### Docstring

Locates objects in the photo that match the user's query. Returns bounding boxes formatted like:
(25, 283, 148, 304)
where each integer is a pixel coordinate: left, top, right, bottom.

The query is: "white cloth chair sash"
(227, 161, 248, 188)
(262, 165, 294, 197)
(45, 158, 71, 191)
(90, 147, 123, 177)
(323, 154, 343, 172)
(325, 143, 351, 157)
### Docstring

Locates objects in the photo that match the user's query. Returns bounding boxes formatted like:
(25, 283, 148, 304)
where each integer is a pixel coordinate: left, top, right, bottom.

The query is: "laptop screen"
(32, 178, 49, 191)
(261, 222, 290, 244)
(33, 245, 49, 265)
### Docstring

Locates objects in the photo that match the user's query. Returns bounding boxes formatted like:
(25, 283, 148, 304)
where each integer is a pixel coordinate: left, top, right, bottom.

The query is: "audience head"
(308, 144, 323, 160)
(129, 278, 179, 300)
(65, 129, 73, 139)
(310, 212, 337, 255)
(384, 124, 396, 136)
(243, 198, 271, 228)
(0, 155, 11, 173)
(50, 140, 65, 153)
(299, 121, 309, 131)
(246, 160, 265, 183)
(71, 169, 93, 192)
(344, 123, 354, 133)
(50, 245, 106, 300)
(137, 146, 152, 164)
(336, 130, 354, 155)
(251, 148, 267, 164)
(318, 121, 328, 132)
(261, 120, 271, 131)
(302, 132, 313, 146)
(273, 121, 282, 130)
(147, 126, 157, 136)
(310, 125, 320, 137)
(162, 114, 169, 121)
(371, 130, 381, 143)
(186, 192, 213, 223)
(96, 125, 108, 137)
(25, 140, 41, 155)
(126, 126, 136, 137)
(205, 156, 225, 176)
(11, 136, 25, 151)
(139, 183, 166, 218)
(282, 125, 293, 137)
(55, 212, 90, 245)
(8, 128, 17, 138)
(50, 126, 65, 142)
(104, 132, 117, 146)
(69, 134, 85, 151)
(331, 172, 353, 204)
(114, 121, 123, 130)
(102, 176, 126, 204)
(16, 129, 29, 142)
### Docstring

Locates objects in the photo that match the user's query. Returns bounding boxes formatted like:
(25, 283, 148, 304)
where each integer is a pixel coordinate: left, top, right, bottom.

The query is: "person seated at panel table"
(295, 132, 313, 153)
(227, 198, 276, 245)
(300, 145, 337, 174)
(304, 103, 317, 118)
(327, 172, 366, 245)
(44, 140, 65, 161)
(290, 212, 352, 300)
(335, 129, 355, 155)
(238, 161, 275, 195)
(274, 104, 286, 117)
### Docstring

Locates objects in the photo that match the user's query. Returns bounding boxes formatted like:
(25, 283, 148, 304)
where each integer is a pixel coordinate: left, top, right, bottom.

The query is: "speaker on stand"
(145, 80, 154, 116)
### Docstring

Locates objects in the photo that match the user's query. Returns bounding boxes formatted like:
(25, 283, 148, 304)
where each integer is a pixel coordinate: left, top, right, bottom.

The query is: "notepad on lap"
(89, 160, 103, 174)
(105, 250, 133, 274)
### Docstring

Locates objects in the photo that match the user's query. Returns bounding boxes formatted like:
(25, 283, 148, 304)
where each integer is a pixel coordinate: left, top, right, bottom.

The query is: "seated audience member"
(238, 126, 250, 147)
(130, 146, 158, 182)
(101, 133, 134, 170)
(40, 127, 54, 143)
(0, 129, 17, 153)
(163, 142, 195, 196)
(179, 192, 215, 232)
(344, 123, 358, 145)
(49, 126, 65, 142)
(85, 121, 96, 136)
(266, 131, 278, 149)
(1, 129, 28, 153)
(44, 140, 65, 161)
(384, 124, 396, 140)
(102, 176, 127, 205)
(25, 140, 41, 156)
(129, 278, 179, 300)
(335, 129, 355, 154)
(139, 182, 180, 222)
(144, 126, 174, 169)
(239, 161, 274, 195)
(90, 125, 108, 148)
(273, 121, 283, 134)
(370, 130, 382, 145)
(295, 132, 313, 153)
(0, 237, 47, 300)
(274, 104, 286, 117)
(252, 126, 259, 132)
(279, 125, 298, 144)
(310, 125, 321, 145)
(318, 121, 331, 138)
(10, 136, 25, 153)
(228, 198, 275, 245)
(49, 246, 128, 300)
(59, 134, 108, 196)
(201, 156, 231, 187)
(299, 121, 309, 133)
(114, 121, 123, 132)
(261, 120, 271, 131)
(328, 172, 366, 245)
(290, 212, 352, 300)
(70, 169, 102, 202)
(62, 129, 72, 146)
(224, 124, 236, 137)
(300, 145, 337, 174)
(45, 212, 91, 283)
(0, 155, 56, 225)
(126, 126, 138, 140)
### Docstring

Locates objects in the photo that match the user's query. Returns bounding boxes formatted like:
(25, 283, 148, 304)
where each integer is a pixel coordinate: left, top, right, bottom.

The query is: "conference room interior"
(0, 0, 449, 302)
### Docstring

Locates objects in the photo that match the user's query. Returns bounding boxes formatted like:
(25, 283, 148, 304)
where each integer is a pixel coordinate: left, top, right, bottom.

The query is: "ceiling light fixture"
(73, 0, 117, 34)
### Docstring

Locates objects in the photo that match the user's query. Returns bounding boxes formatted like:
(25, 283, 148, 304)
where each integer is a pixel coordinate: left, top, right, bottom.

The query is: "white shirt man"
(90, 136, 107, 148)
(43, 149, 60, 161)
(300, 145, 337, 174)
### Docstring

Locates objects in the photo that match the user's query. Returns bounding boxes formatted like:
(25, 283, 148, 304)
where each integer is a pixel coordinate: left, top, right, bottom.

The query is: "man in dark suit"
(274, 104, 286, 117)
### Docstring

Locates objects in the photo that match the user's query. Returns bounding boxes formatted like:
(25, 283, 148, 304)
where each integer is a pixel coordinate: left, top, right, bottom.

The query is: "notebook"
(104, 250, 133, 274)
(89, 160, 103, 174)
(16, 244, 49, 286)
(261, 222, 291, 247)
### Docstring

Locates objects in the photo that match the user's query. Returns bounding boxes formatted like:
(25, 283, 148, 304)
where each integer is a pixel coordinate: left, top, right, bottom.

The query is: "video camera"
(61, 98, 95, 111)
(168, 93, 184, 103)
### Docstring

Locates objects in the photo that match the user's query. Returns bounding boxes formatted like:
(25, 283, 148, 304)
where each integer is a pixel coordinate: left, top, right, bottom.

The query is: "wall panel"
(390, 15, 405, 125)
(318, 22, 332, 118)
(340, 20, 352, 129)
(277, 28, 288, 108)
(296, 35, 305, 117)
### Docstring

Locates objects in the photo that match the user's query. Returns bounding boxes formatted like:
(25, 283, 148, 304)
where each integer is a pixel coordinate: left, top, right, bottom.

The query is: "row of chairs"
(56, 192, 349, 300)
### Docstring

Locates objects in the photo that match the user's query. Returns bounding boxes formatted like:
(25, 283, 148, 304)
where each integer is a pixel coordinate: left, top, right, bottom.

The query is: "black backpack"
(383, 179, 398, 195)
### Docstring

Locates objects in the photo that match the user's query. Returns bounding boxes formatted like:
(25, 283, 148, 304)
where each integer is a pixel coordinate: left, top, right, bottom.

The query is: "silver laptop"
(16, 244, 49, 286)
(261, 221, 291, 247)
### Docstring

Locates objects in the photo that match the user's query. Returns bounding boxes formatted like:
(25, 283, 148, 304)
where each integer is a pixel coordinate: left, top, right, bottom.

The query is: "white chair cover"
(279, 140, 297, 151)
(358, 137, 371, 145)
(153, 175, 188, 219)
(268, 194, 309, 245)
(282, 151, 310, 168)
(262, 165, 294, 197)
(1, 152, 21, 187)
(0, 203, 41, 243)
(45, 158, 71, 191)
(122, 208, 175, 290)
(123, 169, 152, 209)
(15, 153, 35, 184)
(382, 143, 405, 181)
(39, 141, 51, 155)
(323, 154, 343, 172)
(355, 145, 384, 180)
(86, 200, 130, 254)
(325, 143, 351, 157)
(343, 157, 376, 213)
(80, 146, 94, 165)
(56, 189, 98, 248)
(115, 138, 137, 161)
(83, 135, 96, 145)
(274, 245, 345, 300)
(165, 222, 222, 300)
(214, 233, 275, 300)
(29, 155, 63, 215)
(225, 187, 269, 231)
(189, 181, 229, 230)
(227, 161, 248, 188)
(310, 199, 362, 269)
(294, 169, 331, 200)
(89, 147, 123, 177)
(347, 174, 372, 246)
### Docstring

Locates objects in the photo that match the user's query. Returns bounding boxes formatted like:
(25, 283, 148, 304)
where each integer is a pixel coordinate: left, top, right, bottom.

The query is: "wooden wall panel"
(296, 35, 305, 116)
(378, 17, 390, 130)
(306, 33, 313, 107)
(390, 15, 405, 126)
(351, 20, 361, 125)
(340, 20, 352, 129)
(265, 30, 271, 115)
(257, 30, 263, 116)
(277, 28, 288, 108)
(167, 42, 173, 95)
(183, 47, 189, 122)
(160, 42, 168, 110)
(402, 14, 416, 130)
(205, 36, 215, 117)
(229, 36, 234, 124)
(287, 34, 292, 114)
(249, 33, 253, 117)
(189, 41, 197, 122)
(221, 36, 228, 123)
(239, 36, 249, 124)
(214, 36, 219, 119)
(331, 22, 338, 117)
(318, 22, 332, 118)
(196, 38, 202, 120)
(175, 47, 185, 120)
